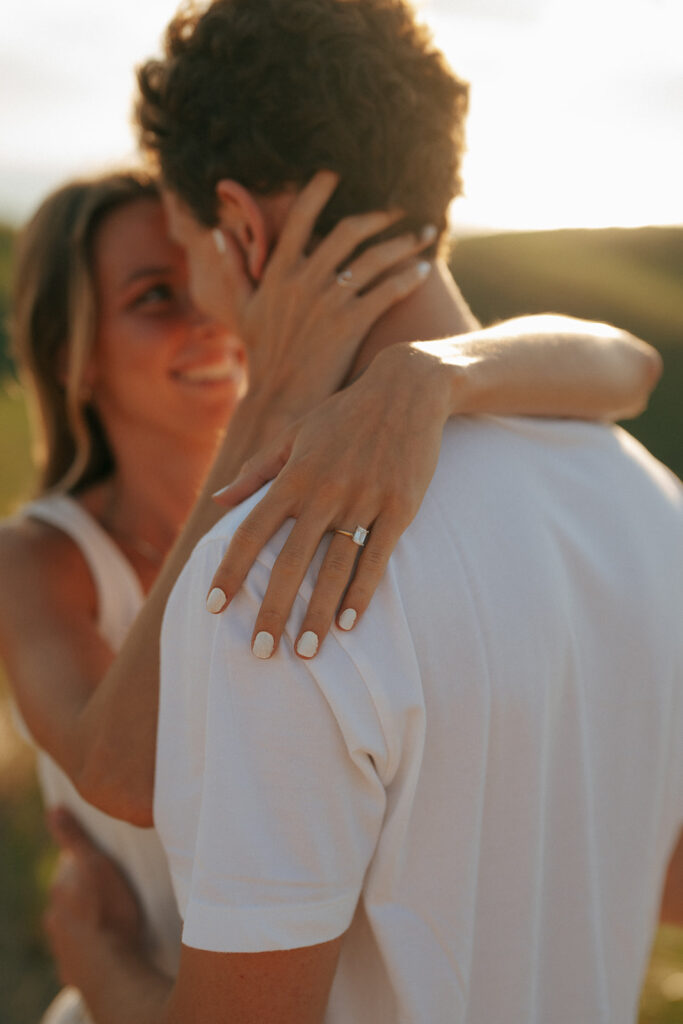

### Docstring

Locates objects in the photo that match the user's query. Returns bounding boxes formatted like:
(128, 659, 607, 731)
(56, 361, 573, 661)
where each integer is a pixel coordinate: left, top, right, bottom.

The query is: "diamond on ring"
(336, 268, 355, 288)
(334, 524, 370, 547)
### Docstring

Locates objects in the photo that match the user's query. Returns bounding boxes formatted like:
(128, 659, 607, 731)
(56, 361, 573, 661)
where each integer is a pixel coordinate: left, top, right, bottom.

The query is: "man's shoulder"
(436, 415, 681, 509)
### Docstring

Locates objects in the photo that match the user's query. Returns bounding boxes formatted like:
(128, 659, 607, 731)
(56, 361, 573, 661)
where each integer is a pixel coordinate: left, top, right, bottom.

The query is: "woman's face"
(89, 196, 245, 452)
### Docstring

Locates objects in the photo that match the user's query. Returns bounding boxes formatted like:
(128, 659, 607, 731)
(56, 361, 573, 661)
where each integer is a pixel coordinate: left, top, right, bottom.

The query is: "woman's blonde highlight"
(11, 170, 159, 495)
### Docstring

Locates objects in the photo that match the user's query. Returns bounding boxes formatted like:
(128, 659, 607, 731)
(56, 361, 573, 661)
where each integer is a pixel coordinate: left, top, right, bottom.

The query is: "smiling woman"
(87, 196, 245, 465)
(11, 173, 244, 507)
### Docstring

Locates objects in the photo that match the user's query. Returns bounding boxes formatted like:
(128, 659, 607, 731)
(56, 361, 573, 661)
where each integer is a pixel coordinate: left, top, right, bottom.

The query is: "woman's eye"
(135, 284, 175, 308)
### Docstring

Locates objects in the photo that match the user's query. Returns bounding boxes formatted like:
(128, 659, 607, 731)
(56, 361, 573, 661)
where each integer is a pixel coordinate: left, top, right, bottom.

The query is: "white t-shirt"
(157, 417, 683, 1023)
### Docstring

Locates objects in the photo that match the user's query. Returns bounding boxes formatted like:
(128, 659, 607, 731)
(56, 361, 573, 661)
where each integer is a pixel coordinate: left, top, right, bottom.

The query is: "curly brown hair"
(136, 0, 468, 242)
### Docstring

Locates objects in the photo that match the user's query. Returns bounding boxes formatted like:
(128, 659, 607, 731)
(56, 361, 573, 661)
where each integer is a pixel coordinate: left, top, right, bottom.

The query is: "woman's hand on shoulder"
(206, 343, 452, 659)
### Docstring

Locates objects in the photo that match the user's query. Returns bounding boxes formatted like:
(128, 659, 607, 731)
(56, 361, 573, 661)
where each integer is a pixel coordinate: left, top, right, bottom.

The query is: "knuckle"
(381, 493, 411, 524)
(273, 542, 307, 577)
(311, 477, 344, 509)
(362, 545, 387, 572)
(282, 462, 313, 498)
(324, 552, 354, 579)
(375, 237, 410, 266)
(344, 580, 371, 612)
(232, 519, 262, 550)
(255, 609, 283, 635)
(344, 213, 369, 237)
(329, 218, 360, 252)
(303, 600, 336, 631)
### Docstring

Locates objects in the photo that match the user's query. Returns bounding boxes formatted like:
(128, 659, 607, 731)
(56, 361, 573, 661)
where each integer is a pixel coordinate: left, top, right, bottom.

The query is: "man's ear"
(215, 180, 269, 282)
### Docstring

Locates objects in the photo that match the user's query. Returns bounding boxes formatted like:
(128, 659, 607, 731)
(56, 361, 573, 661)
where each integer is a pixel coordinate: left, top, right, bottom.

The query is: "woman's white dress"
(16, 494, 182, 1023)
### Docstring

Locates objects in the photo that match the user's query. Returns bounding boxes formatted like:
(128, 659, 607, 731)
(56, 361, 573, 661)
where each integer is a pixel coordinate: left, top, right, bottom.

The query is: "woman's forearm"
(76, 390, 294, 824)
(422, 314, 662, 422)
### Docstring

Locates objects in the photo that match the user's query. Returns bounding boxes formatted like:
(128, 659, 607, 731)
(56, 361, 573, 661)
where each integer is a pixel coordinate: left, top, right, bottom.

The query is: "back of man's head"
(136, 0, 469, 245)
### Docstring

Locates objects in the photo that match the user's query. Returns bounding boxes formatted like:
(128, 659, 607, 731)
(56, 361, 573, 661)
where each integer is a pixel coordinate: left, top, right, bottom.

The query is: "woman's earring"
(212, 228, 227, 255)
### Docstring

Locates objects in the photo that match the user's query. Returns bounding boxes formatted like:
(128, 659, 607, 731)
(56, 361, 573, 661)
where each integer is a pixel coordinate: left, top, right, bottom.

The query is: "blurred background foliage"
(0, 221, 681, 1022)
(450, 226, 683, 480)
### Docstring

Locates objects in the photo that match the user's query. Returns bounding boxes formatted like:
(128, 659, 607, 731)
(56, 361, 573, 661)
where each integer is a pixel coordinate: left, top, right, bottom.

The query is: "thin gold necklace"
(99, 488, 168, 567)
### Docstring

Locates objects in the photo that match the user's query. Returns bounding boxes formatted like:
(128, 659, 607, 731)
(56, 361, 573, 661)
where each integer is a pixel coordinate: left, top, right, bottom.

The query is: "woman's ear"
(215, 180, 269, 282)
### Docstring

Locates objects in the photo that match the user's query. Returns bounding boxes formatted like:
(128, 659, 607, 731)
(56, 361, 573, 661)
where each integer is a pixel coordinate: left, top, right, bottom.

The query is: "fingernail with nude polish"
(296, 631, 319, 658)
(253, 631, 275, 660)
(212, 227, 227, 254)
(338, 608, 357, 631)
(206, 588, 227, 614)
(420, 224, 438, 244)
(417, 260, 432, 278)
(211, 484, 231, 500)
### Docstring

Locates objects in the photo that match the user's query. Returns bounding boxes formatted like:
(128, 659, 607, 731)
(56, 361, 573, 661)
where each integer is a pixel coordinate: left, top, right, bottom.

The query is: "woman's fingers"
(292, 523, 371, 658)
(212, 446, 292, 509)
(354, 259, 432, 324)
(338, 226, 436, 295)
(206, 490, 290, 613)
(269, 170, 340, 271)
(309, 209, 406, 285)
(334, 515, 399, 634)
(249, 514, 330, 658)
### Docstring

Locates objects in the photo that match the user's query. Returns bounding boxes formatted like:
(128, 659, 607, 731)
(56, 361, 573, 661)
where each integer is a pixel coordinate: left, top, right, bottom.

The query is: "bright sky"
(1, 0, 681, 232)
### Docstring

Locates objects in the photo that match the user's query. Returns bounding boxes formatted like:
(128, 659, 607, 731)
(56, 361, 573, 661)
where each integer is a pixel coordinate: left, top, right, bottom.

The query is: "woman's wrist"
(372, 341, 464, 424)
(213, 389, 299, 481)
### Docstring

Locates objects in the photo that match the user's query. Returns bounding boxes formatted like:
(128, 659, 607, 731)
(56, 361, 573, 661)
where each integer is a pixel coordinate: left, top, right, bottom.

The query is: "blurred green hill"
(450, 225, 683, 478)
(0, 224, 13, 379)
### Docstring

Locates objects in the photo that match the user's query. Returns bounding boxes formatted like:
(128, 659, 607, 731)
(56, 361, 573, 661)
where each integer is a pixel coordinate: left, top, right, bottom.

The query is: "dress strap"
(23, 493, 144, 648)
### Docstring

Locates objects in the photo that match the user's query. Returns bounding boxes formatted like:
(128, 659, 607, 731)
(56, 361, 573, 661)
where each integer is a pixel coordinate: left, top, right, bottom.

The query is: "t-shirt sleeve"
(173, 540, 389, 954)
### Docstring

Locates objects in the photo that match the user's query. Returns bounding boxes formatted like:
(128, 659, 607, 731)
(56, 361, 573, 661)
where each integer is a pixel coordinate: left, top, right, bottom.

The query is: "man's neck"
(347, 258, 479, 380)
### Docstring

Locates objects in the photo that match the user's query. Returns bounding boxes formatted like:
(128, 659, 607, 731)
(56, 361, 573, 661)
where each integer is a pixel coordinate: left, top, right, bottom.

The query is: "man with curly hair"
(43, 1, 683, 1022)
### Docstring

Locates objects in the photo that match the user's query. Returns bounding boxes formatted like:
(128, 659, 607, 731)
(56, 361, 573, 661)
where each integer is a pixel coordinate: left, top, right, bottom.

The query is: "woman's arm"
(428, 313, 661, 422)
(0, 394, 273, 824)
(205, 311, 661, 656)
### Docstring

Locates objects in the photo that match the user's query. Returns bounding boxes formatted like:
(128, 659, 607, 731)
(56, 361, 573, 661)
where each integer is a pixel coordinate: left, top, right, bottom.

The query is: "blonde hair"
(11, 171, 158, 494)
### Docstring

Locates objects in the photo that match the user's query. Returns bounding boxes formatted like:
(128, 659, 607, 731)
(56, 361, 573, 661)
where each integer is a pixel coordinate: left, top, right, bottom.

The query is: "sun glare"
(422, 0, 683, 232)
(0, 0, 681, 231)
